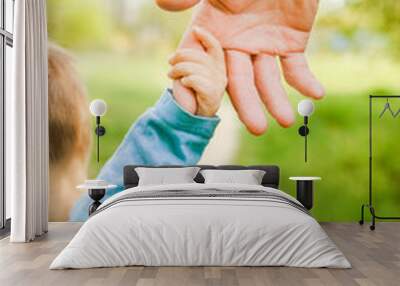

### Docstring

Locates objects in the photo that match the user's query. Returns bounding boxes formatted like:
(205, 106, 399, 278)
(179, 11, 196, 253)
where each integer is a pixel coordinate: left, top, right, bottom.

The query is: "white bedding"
(50, 183, 351, 269)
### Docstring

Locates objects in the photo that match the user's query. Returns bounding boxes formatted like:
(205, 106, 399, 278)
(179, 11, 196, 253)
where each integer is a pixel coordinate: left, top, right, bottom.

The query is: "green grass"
(78, 51, 400, 221)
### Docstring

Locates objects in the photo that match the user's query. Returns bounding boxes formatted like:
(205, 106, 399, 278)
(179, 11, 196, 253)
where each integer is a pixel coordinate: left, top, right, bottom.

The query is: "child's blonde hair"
(48, 43, 92, 221)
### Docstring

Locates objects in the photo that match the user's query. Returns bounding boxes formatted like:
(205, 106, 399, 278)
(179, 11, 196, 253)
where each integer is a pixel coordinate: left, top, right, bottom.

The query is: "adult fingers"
(226, 50, 267, 136)
(254, 54, 295, 128)
(169, 49, 210, 66)
(168, 62, 209, 79)
(280, 53, 325, 99)
(192, 27, 225, 66)
(155, 0, 200, 11)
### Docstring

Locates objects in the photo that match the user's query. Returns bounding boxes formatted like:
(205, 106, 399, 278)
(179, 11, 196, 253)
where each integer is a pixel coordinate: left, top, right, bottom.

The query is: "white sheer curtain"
(8, 0, 49, 242)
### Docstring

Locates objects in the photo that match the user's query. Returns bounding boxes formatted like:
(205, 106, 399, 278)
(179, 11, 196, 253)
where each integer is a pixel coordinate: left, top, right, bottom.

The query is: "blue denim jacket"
(70, 89, 220, 221)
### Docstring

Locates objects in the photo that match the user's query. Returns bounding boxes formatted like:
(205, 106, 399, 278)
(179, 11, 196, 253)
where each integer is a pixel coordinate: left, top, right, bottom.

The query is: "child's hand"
(168, 27, 227, 117)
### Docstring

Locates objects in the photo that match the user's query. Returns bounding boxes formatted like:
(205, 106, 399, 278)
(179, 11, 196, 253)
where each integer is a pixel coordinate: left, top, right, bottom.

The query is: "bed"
(50, 165, 350, 269)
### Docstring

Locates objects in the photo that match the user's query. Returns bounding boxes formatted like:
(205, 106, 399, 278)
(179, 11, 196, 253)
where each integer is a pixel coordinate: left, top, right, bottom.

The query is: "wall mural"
(47, 0, 400, 222)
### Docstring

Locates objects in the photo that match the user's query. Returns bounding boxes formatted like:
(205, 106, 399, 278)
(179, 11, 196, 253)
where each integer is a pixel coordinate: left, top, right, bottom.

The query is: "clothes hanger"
(379, 98, 400, 118)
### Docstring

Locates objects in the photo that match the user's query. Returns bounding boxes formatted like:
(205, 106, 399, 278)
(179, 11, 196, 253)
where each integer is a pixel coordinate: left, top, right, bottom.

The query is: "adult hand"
(157, 0, 324, 135)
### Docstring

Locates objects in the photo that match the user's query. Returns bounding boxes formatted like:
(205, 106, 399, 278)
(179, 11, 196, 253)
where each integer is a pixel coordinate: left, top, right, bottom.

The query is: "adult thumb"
(155, 0, 200, 11)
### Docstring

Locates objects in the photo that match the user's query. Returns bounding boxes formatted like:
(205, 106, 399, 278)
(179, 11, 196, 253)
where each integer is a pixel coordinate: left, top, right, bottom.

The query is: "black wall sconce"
(89, 99, 107, 163)
(297, 99, 315, 163)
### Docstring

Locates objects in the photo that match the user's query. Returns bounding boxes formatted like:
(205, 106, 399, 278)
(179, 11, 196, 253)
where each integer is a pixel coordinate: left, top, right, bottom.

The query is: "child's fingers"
(168, 62, 209, 80)
(192, 27, 225, 64)
(180, 75, 209, 96)
(169, 49, 211, 66)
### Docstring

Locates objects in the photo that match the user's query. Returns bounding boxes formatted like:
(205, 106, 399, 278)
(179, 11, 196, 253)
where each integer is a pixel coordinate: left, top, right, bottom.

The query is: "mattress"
(50, 183, 351, 269)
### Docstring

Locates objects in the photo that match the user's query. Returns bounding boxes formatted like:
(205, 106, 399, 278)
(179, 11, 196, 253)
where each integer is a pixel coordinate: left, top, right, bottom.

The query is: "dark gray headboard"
(123, 165, 280, 189)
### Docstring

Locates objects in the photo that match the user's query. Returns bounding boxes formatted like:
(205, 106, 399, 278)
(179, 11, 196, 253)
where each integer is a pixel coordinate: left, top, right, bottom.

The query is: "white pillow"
(200, 169, 266, 185)
(135, 167, 200, 186)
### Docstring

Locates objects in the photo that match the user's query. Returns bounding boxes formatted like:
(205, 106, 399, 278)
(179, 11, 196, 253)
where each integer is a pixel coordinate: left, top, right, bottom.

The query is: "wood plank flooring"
(0, 222, 399, 286)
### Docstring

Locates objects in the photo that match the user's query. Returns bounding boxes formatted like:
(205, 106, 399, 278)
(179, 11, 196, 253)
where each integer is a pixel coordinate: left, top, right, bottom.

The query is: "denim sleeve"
(69, 88, 220, 221)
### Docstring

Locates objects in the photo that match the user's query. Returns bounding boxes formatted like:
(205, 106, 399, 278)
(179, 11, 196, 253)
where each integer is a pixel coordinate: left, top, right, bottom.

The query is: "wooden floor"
(0, 222, 399, 286)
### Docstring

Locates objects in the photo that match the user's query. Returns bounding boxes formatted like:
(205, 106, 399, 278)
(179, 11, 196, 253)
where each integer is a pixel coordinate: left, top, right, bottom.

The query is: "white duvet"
(50, 183, 350, 269)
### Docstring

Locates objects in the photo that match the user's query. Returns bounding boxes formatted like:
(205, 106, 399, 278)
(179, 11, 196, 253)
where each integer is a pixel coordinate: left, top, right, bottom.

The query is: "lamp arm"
(94, 116, 106, 163)
(96, 117, 100, 163)
(305, 129, 308, 163)
(304, 116, 309, 163)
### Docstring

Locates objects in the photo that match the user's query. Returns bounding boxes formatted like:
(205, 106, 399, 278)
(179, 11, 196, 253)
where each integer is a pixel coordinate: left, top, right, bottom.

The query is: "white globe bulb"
(89, 99, 107, 117)
(298, 99, 315, 117)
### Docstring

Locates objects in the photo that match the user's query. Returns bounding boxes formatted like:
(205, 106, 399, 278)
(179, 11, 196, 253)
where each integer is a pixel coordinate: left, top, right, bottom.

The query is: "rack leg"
(370, 206, 376, 231)
(359, 204, 365, 225)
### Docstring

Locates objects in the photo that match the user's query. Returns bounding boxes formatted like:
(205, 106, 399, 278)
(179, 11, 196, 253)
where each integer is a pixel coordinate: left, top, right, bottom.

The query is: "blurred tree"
(318, 0, 400, 56)
(100, 2, 193, 54)
(353, 0, 400, 54)
(47, 0, 114, 50)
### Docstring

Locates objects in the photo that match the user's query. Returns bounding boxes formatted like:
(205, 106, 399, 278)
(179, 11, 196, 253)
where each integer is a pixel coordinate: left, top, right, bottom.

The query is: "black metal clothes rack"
(359, 95, 400, 230)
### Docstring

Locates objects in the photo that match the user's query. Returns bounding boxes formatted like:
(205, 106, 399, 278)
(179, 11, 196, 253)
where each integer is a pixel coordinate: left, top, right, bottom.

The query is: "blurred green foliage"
(47, 0, 114, 50)
(129, 3, 192, 49)
(355, 0, 400, 51)
(47, 0, 191, 53)
(319, 0, 400, 56)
